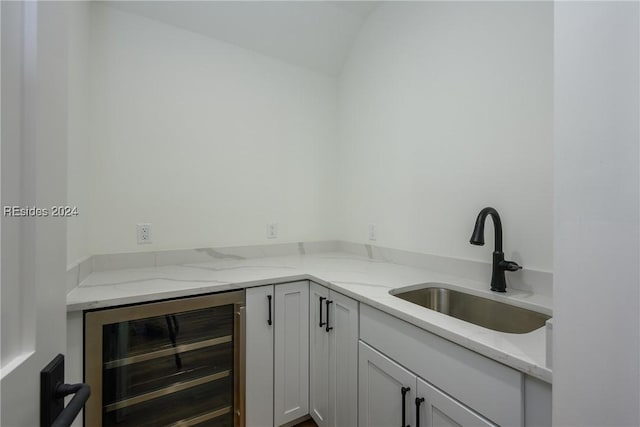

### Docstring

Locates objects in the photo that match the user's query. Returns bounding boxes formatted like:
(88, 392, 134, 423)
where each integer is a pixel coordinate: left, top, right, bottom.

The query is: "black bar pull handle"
(267, 294, 272, 326)
(41, 354, 91, 427)
(319, 296, 327, 327)
(401, 386, 411, 427)
(325, 300, 333, 332)
(51, 384, 91, 427)
(415, 397, 425, 427)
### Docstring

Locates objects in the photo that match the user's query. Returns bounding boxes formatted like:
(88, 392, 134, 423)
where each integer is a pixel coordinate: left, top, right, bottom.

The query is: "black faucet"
(470, 207, 522, 292)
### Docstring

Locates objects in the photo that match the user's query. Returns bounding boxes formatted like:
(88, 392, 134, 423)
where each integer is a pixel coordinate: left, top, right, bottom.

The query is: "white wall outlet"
(137, 223, 152, 244)
(368, 224, 377, 241)
(267, 223, 278, 239)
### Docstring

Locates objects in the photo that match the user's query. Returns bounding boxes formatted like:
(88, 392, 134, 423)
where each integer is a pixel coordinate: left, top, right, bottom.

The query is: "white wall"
(553, 2, 639, 426)
(77, 2, 556, 273)
(66, 1, 91, 266)
(337, 2, 553, 272)
(87, 5, 337, 255)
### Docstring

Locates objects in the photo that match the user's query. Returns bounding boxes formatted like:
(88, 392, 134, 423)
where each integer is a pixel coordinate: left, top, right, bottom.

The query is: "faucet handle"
(500, 260, 522, 272)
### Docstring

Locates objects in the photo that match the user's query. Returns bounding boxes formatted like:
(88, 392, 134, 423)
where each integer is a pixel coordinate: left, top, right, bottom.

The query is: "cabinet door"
(246, 285, 275, 427)
(359, 342, 416, 427)
(274, 281, 310, 426)
(329, 291, 359, 427)
(309, 283, 330, 427)
(416, 378, 496, 427)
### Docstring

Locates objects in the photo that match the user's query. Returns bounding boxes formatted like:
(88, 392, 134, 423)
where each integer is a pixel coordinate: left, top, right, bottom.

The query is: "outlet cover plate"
(267, 223, 278, 239)
(137, 223, 152, 244)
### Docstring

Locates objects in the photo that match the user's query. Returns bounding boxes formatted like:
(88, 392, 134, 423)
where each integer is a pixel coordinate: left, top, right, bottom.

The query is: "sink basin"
(391, 286, 551, 334)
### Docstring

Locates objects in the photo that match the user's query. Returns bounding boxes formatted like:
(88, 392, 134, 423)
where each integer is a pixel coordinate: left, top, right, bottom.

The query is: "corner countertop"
(67, 251, 552, 383)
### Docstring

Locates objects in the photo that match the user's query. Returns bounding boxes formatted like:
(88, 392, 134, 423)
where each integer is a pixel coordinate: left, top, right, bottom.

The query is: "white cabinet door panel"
(417, 378, 496, 427)
(246, 285, 275, 427)
(310, 283, 330, 427)
(274, 281, 309, 426)
(329, 291, 359, 427)
(359, 341, 416, 427)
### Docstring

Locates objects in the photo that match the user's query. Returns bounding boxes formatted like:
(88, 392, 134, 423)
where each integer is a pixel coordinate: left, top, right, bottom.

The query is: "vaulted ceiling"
(102, 1, 381, 76)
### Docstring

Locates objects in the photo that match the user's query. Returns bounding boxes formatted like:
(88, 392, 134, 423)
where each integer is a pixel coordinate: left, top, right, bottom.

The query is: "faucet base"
(490, 251, 508, 292)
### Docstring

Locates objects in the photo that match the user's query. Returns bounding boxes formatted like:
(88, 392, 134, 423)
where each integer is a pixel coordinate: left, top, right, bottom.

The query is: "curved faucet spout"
(470, 207, 503, 252)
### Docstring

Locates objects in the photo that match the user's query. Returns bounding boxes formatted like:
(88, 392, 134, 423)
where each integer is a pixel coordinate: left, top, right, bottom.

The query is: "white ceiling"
(102, 1, 381, 76)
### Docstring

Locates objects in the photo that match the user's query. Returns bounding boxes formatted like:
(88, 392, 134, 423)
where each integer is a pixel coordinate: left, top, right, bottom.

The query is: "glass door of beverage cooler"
(85, 290, 245, 427)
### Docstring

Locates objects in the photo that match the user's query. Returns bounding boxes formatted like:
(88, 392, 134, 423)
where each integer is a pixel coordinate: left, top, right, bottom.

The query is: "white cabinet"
(274, 281, 310, 426)
(310, 284, 330, 426)
(416, 378, 495, 427)
(246, 281, 309, 427)
(359, 342, 495, 427)
(359, 341, 416, 427)
(246, 285, 275, 427)
(309, 283, 359, 427)
(328, 290, 359, 427)
(360, 304, 522, 426)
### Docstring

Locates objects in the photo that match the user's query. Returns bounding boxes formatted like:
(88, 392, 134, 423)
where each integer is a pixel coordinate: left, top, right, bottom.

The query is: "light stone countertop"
(67, 251, 553, 383)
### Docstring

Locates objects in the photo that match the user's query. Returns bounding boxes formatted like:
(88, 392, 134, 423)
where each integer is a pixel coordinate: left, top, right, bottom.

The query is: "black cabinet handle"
(319, 296, 327, 327)
(415, 397, 425, 427)
(401, 386, 411, 427)
(325, 300, 333, 332)
(267, 295, 272, 325)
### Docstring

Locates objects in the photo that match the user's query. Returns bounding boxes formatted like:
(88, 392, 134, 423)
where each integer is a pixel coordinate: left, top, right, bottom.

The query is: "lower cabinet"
(359, 341, 495, 427)
(309, 284, 330, 426)
(358, 341, 416, 427)
(309, 283, 359, 427)
(246, 281, 309, 427)
(274, 282, 310, 426)
(360, 304, 523, 426)
(416, 378, 494, 427)
(246, 285, 275, 427)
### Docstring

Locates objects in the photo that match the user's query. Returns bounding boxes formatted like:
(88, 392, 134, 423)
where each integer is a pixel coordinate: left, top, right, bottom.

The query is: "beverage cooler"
(84, 290, 245, 427)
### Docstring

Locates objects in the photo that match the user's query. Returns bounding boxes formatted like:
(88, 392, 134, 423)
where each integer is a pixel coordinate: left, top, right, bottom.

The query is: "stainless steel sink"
(392, 286, 550, 334)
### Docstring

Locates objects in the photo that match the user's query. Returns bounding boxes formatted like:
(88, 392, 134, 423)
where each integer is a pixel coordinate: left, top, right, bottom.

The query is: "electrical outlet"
(137, 223, 152, 244)
(267, 223, 278, 239)
(368, 224, 377, 241)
